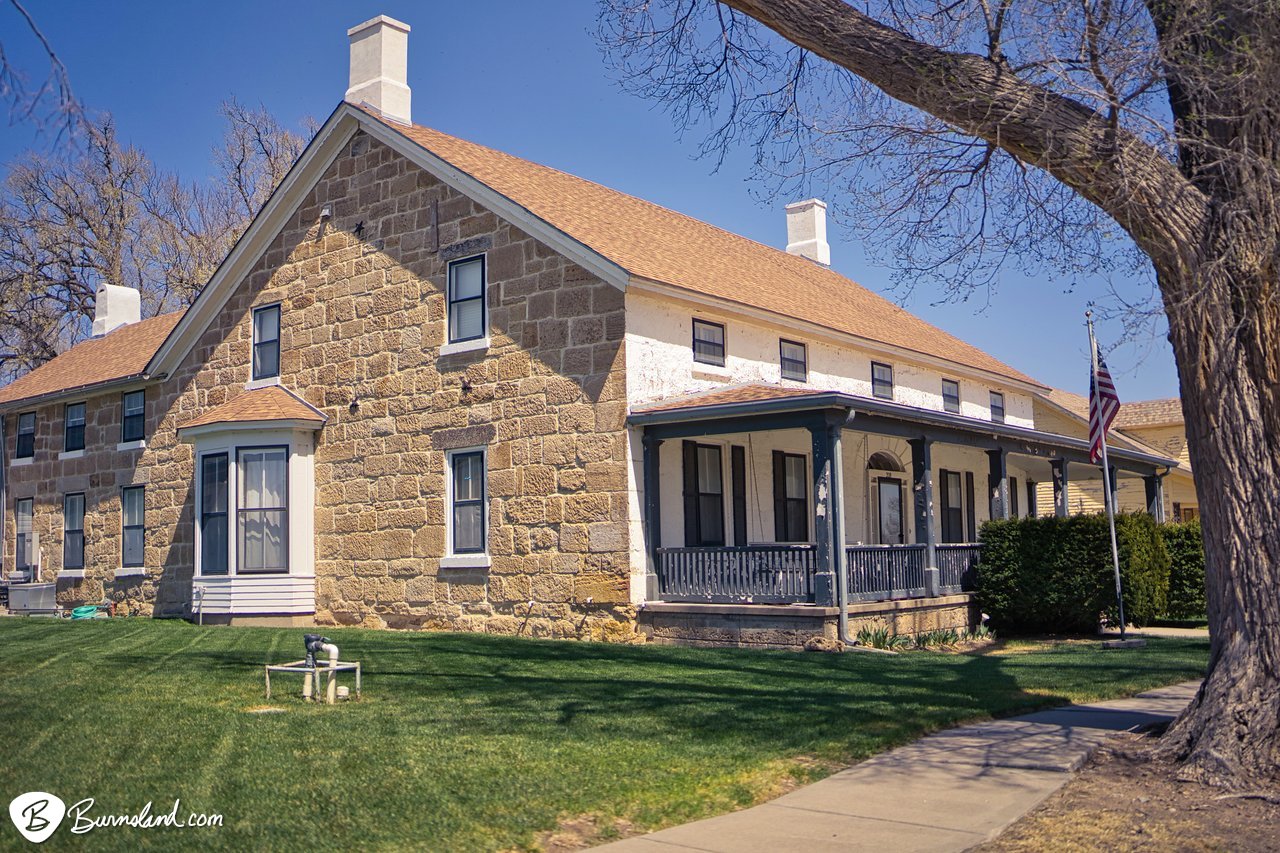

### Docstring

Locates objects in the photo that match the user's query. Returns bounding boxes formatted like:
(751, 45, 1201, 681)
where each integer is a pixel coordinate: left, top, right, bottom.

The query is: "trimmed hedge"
(976, 513, 1170, 633)
(1162, 520, 1206, 620)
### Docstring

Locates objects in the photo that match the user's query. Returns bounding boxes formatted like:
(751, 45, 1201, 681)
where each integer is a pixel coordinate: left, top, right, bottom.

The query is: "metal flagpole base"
(1102, 638, 1148, 649)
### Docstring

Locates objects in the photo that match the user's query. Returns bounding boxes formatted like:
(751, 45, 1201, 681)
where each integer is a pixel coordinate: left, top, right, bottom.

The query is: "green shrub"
(1162, 520, 1206, 620)
(976, 513, 1170, 634)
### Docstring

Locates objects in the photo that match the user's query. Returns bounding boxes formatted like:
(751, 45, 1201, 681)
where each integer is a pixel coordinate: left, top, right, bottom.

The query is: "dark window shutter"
(682, 441, 699, 546)
(772, 450, 787, 542)
(1027, 480, 1038, 517)
(939, 468, 952, 542)
(731, 445, 747, 546)
(1009, 477, 1020, 518)
(965, 471, 977, 541)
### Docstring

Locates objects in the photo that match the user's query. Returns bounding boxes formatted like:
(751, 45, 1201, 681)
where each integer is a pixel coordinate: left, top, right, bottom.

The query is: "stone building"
(0, 16, 1178, 646)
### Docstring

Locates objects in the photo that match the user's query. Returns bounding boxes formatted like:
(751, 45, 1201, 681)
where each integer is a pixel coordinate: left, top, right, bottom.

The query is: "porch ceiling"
(629, 383, 1176, 475)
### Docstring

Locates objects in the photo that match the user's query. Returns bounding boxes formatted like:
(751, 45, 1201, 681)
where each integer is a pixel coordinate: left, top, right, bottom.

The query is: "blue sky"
(1, 1, 1180, 400)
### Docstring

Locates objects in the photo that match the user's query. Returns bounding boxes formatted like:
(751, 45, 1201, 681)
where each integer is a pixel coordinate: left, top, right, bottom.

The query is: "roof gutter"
(0, 373, 153, 415)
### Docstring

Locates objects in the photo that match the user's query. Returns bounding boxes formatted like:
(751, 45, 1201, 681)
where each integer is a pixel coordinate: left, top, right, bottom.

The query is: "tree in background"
(0, 100, 311, 380)
(600, 0, 1279, 784)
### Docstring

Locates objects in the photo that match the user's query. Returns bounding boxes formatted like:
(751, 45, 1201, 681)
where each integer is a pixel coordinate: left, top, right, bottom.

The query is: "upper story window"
(942, 379, 960, 414)
(16, 412, 35, 459)
(780, 339, 808, 382)
(122, 390, 145, 443)
(64, 403, 86, 452)
(692, 319, 726, 367)
(871, 362, 894, 399)
(449, 449, 487, 555)
(990, 391, 1006, 423)
(252, 305, 281, 380)
(447, 256, 487, 343)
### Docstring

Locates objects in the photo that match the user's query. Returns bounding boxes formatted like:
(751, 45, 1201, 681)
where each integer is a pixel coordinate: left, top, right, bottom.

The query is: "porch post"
(809, 416, 840, 607)
(1051, 458, 1069, 518)
(641, 430, 663, 601)
(1105, 465, 1119, 514)
(987, 448, 1010, 521)
(1027, 480, 1038, 517)
(1145, 473, 1166, 523)
(908, 438, 939, 594)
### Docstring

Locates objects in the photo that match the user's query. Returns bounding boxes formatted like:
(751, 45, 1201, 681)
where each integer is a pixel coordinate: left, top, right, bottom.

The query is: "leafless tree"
(600, 0, 1280, 785)
(0, 0, 83, 139)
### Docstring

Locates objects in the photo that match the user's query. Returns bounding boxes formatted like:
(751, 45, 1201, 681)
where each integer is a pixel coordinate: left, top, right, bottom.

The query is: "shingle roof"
(1041, 387, 1091, 420)
(0, 312, 184, 407)
(178, 385, 326, 431)
(1036, 387, 1187, 467)
(632, 383, 826, 413)
(369, 110, 1042, 388)
(1114, 398, 1183, 428)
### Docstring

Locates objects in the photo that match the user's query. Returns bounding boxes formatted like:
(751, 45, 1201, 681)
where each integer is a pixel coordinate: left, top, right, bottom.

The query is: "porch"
(629, 385, 1176, 632)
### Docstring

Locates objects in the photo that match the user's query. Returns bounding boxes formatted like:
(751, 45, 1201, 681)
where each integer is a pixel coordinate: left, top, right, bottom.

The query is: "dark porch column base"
(813, 572, 836, 607)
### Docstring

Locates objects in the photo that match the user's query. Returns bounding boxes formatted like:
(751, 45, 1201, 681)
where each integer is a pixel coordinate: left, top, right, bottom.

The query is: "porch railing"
(936, 544, 982, 594)
(655, 545, 815, 603)
(844, 544, 928, 601)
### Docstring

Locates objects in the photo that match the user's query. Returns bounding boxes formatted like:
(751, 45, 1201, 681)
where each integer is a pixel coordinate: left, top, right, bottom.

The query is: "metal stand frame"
(264, 660, 362, 704)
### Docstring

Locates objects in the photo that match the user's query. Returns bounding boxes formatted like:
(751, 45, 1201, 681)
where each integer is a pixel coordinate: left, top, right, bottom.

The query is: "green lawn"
(0, 620, 1206, 851)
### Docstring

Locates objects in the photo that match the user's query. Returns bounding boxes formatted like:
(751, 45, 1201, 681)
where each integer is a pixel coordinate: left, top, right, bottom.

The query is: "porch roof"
(177, 386, 327, 433)
(629, 383, 1178, 474)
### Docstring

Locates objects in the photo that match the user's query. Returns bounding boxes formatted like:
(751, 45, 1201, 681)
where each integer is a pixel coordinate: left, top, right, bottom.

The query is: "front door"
(877, 477, 905, 544)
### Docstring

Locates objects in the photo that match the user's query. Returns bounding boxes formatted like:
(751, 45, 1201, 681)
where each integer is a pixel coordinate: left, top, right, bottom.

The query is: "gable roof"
(178, 385, 326, 431)
(361, 109, 1041, 389)
(633, 383, 823, 413)
(1034, 387, 1188, 468)
(1114, 398, 1183, 429)
(0, 312, 184, 408)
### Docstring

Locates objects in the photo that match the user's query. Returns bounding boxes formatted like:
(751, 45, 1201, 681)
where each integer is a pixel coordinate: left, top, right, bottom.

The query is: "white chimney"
(345, 15, 412, 125)
(785, 198, 831, 266)
(92, 283, 141, 337)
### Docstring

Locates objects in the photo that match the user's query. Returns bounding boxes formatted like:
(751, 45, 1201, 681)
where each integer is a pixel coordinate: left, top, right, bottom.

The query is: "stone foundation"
(638, 595, 979, 650)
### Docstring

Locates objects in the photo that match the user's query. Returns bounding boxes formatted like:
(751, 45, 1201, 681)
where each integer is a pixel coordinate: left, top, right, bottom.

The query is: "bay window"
(200, 454, 229, 575)
(237, 447, 288, 573)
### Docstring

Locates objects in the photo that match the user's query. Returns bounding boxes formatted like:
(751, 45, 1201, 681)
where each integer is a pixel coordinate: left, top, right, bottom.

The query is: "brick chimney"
(785, 199, 831, 266)
(345, 15, 412, 124)
(92, 283, 141, 337)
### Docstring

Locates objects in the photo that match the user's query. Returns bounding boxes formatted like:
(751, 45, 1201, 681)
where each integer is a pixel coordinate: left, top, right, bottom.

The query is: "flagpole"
(1087, 311, 1127, 641)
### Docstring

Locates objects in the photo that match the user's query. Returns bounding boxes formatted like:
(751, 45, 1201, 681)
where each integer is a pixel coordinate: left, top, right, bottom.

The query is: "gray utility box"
(7, 583, 57, 614)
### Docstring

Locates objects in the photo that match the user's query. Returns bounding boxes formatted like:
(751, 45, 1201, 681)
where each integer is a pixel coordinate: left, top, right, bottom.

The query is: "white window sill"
(245, 376, 281, 391)
(439, 337, 490, 357)
(439, 554, 491, 569)
(59, 449, 85, 460)
(117, 439, 146, 452)
(59, 569, 86, 579)
(115, 567, 147, 578)
(10, 457, 32, 467)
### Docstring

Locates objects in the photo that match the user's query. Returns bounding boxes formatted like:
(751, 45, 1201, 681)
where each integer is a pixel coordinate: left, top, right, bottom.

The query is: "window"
(252, 305, 281, 380)
(15, 498, 33, 572)
(692, 319, 726, 366)
(872, 362, 894, 399)
(238, 447, 288, 573)
(447, 256, 486, 343)
(876, 478, 905, 544)
(122, 390, 145, 443)
(122, 486, 145, 568)
(64, 402, 86, 452)
(16, 412, 35, 458)
(449, 450, 486, 554)
(773, 452, 809, 542)
(942, 379, 960, 414)
(1009, 476, 1020, 518)
(940, 469, 965, 543)
(682, 442, 725, 546)
(63, 493, 85, 570)
(990, 391, 1006, 423)
(200, 454, 229, 575)
(780, 339, 807, 382)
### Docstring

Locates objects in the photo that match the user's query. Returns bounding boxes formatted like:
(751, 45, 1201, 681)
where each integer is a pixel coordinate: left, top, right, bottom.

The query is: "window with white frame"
(199, 453, 229, 575)
(780, 339, 807, 382)
(447, 256, 487, 343)
(449, 449, 486, 555)
(63, 493, 84, 570)
(64, 402, 86, 452)
(942, 379, 960, 414)
(990, 391, 1006, 423)
(237, 447, 288, 573)
(15, 498, 33, 572)
(16, 412, 35, 458)
(122, 390, 145, 443)
(692, 319, 726, 366)
(252, 305, 281, 380)
(122, 486, 145, 568)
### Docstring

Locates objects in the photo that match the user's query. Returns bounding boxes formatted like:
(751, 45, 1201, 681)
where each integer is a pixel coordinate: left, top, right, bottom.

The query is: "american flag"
(1089, 356, 1121, 463)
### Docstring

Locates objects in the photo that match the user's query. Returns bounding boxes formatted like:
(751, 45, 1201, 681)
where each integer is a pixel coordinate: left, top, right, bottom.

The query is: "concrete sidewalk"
(598, 681, 1201, 853)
